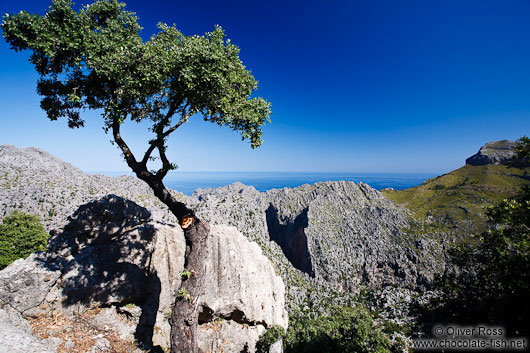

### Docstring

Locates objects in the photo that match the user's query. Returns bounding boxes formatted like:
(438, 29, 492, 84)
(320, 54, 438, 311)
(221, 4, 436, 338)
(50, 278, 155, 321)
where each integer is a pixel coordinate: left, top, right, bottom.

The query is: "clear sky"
(1, 0, 529, 173)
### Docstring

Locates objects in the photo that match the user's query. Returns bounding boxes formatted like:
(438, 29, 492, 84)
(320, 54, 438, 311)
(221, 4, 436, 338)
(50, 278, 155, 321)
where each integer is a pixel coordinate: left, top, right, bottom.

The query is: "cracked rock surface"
(0, 195, 287, 352)
(197, 225, 288, 353)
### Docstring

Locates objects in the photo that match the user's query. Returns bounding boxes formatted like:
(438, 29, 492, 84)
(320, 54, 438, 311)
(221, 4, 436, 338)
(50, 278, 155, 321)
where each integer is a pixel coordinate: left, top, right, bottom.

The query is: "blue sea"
(96, 171, 438, 196)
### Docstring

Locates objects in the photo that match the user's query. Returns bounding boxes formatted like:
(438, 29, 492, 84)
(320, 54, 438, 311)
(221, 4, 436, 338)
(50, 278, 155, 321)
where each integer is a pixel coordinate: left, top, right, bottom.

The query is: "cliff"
(465, 140, 517, 166)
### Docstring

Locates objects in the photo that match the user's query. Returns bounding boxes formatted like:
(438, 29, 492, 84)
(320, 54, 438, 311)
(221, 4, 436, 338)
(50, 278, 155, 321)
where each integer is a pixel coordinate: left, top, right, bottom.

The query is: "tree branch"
(112, 120, 151, 180)
(162, 112, 192, 138)
(155, 145, 172, 180)
(141, 142, 158, 167)
(141, 110, 193, 167)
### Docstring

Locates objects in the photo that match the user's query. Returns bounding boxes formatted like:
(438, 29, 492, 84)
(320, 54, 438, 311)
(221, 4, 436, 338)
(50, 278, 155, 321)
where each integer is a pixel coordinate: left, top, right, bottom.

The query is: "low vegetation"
(258, 303, 405, 353)
(413, 136, 530, 338)
(383, 164, 530, 234)
(0, 211, 49, 269)
(415, 185, 530, 337)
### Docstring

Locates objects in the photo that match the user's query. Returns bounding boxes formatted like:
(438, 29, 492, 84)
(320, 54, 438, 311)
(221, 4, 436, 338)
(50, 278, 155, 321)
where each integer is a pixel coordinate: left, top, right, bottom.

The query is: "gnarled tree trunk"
(112, 121, 210, 352)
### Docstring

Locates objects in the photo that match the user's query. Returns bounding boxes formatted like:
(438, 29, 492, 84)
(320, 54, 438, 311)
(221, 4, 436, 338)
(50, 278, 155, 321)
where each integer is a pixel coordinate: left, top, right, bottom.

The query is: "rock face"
(465, 140, 517, 166)
(189, 181, 445, 304)
(0, 195, 287, 352)
(197, 225, 288, 353)
(1, 144, 449, 344)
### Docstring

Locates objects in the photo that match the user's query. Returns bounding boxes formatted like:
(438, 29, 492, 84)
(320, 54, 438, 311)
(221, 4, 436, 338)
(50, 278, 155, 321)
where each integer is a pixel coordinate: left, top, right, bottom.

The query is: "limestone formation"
(465, 140, 517, 166)
(197, 225, 288, 352)
(0, 144, 181, 231)
(0, 144, 451, 349)
(189, 181, 445, 302)
(0, 195, 288, 352)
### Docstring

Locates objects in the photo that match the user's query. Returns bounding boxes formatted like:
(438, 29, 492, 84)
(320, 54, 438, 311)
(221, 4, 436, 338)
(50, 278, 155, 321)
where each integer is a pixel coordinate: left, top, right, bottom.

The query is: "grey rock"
(199, 225, 288, 328)
(269, 338, 284, 353)
(1, 144, 451, 347)
(91, 307, 137, 342)
(190, 181, 445, 308)
(42, 337, 63, 351)
(64, 340, 75, 350)
(197, 320, 265, 353)
(465, 140, 517, 166)
(196, 225, 288, 352)
(0, 307, 55, 353)
(0, 144, 181, 231)
(0, 252, 62, 316)
(90, 337, 111, 352)
(49, 195, 186, 350)
(0, 194, 287, 352)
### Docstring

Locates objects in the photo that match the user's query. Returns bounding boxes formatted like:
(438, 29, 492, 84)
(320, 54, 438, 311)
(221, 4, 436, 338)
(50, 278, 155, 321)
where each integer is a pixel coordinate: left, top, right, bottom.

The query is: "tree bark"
(111, 121, 209, 352)
(170, 219, 210, 353)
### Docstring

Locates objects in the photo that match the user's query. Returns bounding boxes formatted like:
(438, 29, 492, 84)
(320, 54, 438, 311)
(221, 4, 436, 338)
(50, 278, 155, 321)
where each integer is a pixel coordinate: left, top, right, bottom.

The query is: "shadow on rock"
(266, 204, 314, 277)
(41, 195, 164, 351)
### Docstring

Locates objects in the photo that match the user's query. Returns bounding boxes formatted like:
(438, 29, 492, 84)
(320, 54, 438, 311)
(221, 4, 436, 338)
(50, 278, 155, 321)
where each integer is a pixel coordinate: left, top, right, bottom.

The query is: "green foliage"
(416, 186, 530, 337)
(0, 211, 49, 269)
(2, 0, 271, 149)
(273, 305, 392, 353)
(179, 270, 191, 280)
(514, 136, 530, 162)
(176, 288, 192, 301)
(256, 325, 285, 353)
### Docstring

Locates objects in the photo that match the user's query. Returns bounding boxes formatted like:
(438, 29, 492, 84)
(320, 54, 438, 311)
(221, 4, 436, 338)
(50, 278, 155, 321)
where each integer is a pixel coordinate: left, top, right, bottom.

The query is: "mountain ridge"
(0, 144, 445, 314)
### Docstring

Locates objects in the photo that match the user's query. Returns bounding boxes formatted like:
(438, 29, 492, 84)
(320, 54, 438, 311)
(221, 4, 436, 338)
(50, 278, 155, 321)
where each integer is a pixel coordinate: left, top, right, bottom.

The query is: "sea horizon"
(88, 170, 440, 196)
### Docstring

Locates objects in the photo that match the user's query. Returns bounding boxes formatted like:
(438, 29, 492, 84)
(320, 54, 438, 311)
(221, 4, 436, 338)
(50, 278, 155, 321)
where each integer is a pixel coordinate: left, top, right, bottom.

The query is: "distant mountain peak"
(465, 140, 516, 166)
(0, 144, 83, 175)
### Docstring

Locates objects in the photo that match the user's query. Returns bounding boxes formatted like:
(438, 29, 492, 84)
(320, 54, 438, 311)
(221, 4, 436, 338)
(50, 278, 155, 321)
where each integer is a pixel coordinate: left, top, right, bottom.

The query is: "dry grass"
(27, 310, 145, 353)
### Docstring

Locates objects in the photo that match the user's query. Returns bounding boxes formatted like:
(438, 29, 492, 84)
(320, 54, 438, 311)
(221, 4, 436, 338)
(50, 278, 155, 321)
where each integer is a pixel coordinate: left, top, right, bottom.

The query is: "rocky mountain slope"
(0, 144, 180, 230)
(188, 181, 445, 306)
(0, 143, 455, 344)
(383, 140, 530, 235)
(465, 139, 517, 166)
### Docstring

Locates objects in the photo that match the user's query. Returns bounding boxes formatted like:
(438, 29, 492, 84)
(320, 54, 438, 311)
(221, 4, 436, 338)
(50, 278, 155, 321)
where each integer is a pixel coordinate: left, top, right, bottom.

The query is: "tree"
(1, 1, 271, 351)
(0, 211, 49, 270)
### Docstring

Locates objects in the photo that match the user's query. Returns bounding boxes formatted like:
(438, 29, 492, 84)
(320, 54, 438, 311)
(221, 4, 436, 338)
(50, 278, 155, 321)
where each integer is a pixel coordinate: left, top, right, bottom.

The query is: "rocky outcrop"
(197, 225, 288, 352)
(465, 140, 517, 166)
(1, 144, 447, 336)
(189, 182, 445, 302)
(0, 195, 287, 352)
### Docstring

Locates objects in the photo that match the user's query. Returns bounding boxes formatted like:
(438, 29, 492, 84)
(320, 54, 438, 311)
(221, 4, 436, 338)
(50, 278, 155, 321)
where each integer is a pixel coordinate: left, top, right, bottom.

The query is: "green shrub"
(416, 186, 530, 337)
(258, 304, 392, 353)
(256, 325, 285, 353)
(0, 211, 49, 269)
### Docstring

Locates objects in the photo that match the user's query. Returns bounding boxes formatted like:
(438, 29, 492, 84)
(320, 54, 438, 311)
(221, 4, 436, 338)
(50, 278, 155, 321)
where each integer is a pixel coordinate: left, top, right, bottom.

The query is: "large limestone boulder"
(0, 195, 288, 352)
(0, 195, 185, 351)
(197, 225, 288, 353)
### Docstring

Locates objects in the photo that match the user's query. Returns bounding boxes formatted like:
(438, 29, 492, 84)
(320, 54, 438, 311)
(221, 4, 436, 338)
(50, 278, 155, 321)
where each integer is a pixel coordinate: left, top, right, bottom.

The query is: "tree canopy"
(2, 0, 271, 180)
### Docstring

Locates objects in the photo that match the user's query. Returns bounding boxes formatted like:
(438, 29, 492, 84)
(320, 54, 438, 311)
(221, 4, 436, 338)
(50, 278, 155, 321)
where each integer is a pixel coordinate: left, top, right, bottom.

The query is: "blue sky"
(1, 0, 529, 173)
